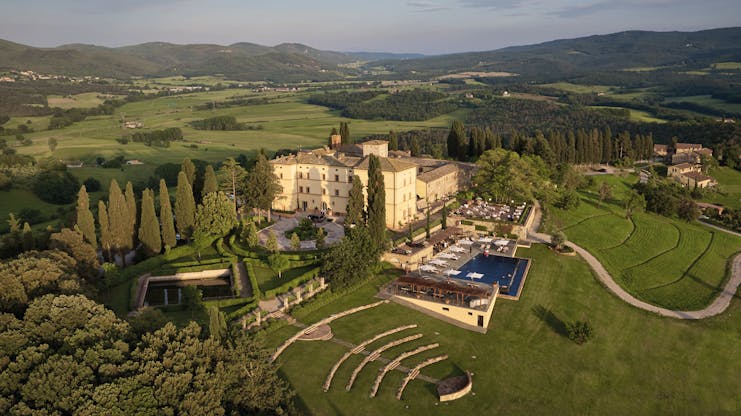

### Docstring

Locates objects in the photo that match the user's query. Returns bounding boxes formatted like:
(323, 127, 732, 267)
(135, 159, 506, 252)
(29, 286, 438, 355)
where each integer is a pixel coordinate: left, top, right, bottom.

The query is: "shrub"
(83, 177, 102, 192)
(566, 320, 593, 344)
(32, 170, 79, 204)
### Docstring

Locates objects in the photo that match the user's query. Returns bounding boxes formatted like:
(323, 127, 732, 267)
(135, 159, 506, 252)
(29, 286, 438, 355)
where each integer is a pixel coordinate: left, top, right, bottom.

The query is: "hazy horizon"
(1, 1, 740, 54)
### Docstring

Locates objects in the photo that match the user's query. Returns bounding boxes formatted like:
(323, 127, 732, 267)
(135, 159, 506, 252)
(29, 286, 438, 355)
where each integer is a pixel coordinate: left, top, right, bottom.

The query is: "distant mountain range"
(376, 27, 741, 79)
(1, 27, 739, 82)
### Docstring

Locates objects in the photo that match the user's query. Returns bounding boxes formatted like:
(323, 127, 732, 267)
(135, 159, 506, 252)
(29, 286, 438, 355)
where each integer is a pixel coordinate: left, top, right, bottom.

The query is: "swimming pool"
(454, 253, 530, 298)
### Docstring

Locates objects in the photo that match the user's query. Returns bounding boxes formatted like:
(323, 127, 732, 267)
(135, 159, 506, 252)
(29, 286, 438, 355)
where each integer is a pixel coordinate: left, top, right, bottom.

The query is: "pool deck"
(414, 238, 531, 301)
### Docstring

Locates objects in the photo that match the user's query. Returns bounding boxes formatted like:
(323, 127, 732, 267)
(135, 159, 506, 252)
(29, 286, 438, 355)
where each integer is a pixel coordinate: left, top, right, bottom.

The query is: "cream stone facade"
(270, 141, 419, 228)
(416, 164, 460, 203)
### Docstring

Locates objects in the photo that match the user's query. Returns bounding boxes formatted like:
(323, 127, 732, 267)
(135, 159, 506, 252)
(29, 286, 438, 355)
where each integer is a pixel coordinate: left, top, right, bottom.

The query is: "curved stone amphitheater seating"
(345, 333, 423, 391)
(323, 324, 417, 392)
(396, 355, 448, 400)
(271, 300, 387, 362)
(369, 343, 439, 398)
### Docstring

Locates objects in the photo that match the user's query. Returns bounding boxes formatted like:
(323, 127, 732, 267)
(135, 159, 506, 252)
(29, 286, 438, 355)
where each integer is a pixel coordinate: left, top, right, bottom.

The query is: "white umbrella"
(429, 259, 448, 266)
(443, 269, 461, 276)
(420, 265, 438, 272)
(466, 272, 484, 280)
(438, 252, 459, 260)
(450, 246, 466, 253)
(458, 239, 474, 245)
(495, 239, 509, 246)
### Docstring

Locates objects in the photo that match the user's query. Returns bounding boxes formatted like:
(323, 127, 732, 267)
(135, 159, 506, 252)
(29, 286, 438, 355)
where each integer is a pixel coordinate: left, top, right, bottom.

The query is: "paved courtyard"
(259, 214, 345, 250)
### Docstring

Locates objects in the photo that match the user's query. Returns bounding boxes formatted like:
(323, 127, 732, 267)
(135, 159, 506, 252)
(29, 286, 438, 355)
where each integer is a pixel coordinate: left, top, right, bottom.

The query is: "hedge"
(243, 259, 262, 299)
(474, 224, 488, 231)
(224, 299, 259, 321)
(230, 262, 242, 296)
(263, 266, 320, 299)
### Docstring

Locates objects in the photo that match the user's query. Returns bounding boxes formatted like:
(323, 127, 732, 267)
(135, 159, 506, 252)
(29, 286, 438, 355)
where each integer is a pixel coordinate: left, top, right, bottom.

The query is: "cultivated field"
(263, 244, 741, 415)
(11, 89, 460, 166)
(549, 174, 741, 310)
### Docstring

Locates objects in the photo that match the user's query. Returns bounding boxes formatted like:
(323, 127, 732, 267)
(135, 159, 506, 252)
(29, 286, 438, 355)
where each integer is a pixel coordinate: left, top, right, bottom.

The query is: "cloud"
(549, 0, 696, 18)
(406, 1, 451, 12)
(56, 0, 191, 14)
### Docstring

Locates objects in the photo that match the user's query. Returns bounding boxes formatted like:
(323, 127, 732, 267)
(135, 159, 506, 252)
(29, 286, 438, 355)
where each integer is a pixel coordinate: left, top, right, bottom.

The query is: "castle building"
(270, 136, 470, 229)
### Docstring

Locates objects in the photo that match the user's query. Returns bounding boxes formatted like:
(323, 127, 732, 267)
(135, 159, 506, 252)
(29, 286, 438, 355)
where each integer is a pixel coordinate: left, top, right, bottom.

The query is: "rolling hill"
(370, 27, 741, 78)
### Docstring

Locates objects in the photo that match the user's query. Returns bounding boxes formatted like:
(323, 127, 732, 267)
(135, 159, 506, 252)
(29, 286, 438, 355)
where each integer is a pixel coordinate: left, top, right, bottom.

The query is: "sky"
(1, 0, 739, 54)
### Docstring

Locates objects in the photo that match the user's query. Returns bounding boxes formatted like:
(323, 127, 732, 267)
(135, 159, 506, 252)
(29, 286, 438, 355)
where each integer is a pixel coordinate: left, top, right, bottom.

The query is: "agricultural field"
(540, 82, 613, 94)
(9, 89, 459, 166)
(47, 92, 123, 109)
(663, 95, 741, 114)
(548, 174, 741, 310)
(710, 61, 741, 70)
(588, 106, 666, 123)
(263, 244, 741, 415)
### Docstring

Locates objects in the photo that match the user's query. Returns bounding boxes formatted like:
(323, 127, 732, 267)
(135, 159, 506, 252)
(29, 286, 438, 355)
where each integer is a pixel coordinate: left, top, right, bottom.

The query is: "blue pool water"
(454, 254, 530, 297)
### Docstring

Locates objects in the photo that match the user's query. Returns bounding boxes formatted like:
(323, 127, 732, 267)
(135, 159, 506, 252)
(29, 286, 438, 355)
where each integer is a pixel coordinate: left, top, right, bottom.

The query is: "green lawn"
(702, 167, 741, 209)
(264, 244, 741, 415)
(0, 188, 67, 224)
(549, 174, 741, 310)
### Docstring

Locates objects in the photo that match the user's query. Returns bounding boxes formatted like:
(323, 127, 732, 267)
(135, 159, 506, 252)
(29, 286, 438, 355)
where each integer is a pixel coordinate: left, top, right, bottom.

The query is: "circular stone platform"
(298, 324, 334, 341)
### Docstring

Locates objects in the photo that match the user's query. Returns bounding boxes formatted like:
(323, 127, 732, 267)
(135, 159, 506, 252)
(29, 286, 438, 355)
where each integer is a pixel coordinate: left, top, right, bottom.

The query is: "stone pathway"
(258, 214, 345, 250)
(526, 201, 741, 319)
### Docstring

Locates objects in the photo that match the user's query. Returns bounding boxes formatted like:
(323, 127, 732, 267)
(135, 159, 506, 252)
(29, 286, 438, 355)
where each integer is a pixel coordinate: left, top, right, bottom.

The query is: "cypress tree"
(410, 136, 420, 157)
(388, 130, 398, 151)
(22, 222, 34, 251)
(243, 152, 281, 222)
(425, 206, 431, 239)
(346, 175, 365, 227)
(75, 185, 97, 248)
(124, 181, 137, 247)
(159, 179, 177, 249)
(567, 130, 576, 164)
(108, 180, 131, 264)
(98, 200, 112, 261)
(175, 171, 196, 241)
(366, 154, 387, 253)
(447, 120, 466, 160)
(202, 165, 218, 198)
(340, 122, 351, 145)
(181, 158, 196, 187)
(139, 189, 161, 257)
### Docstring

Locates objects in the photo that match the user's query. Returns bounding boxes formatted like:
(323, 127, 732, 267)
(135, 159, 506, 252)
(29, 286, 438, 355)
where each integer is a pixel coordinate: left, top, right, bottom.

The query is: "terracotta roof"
(676, 143, 702, 149)
(654, 144, 668, 150)
(417, 164, 458, 183)
(682, 171, 713, 182)
(671, 163, 694, 170)
(695, 148, 713, 155)
(354, 156, 417, 172)
(338, 143, 362, 155)
(360, 140, 389, 146)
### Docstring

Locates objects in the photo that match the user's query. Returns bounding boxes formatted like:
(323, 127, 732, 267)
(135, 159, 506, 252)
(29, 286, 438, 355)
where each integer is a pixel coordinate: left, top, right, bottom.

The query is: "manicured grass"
(265, 244, 741, 415)
(702, 167, 741, 209)
(252, 261, 318, 294)
(549, 174, 741, 310)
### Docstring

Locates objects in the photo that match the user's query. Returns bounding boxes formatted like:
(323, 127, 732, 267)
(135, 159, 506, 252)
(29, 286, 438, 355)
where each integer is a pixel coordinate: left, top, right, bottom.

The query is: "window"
(442, 307, 450, 311)
(467, 312, 473, 316)
(307, 187, 311, 194)
(306, 173, 310, 180)
(334, 189, 339, 196)
(322, 189, 326, 195)
(335, 174, 339, 182)
(280, 173, 283, 179)
(299, 186, 304, 193)
(298, 172, 303, 179)
(322, 174, 326, 180)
